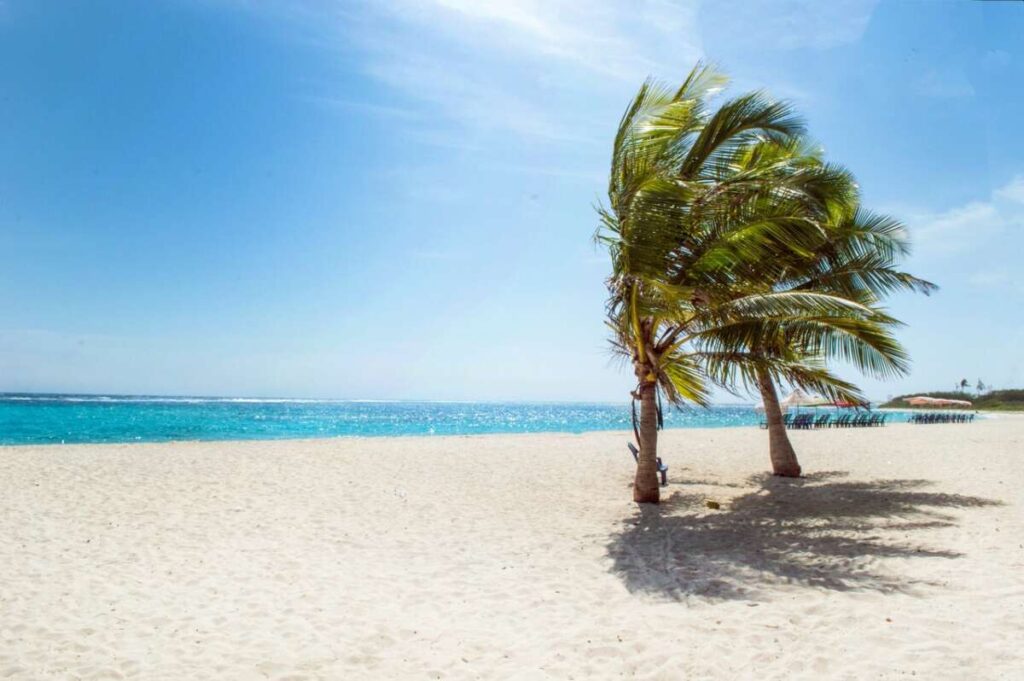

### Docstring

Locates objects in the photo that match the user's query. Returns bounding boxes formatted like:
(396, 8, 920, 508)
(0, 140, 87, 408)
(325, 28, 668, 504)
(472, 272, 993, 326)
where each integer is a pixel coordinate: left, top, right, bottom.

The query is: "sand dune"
(1, 417, 1022, 679)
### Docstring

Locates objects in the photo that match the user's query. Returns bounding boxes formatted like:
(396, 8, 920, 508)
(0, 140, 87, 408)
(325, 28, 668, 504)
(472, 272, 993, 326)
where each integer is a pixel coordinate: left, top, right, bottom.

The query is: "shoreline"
(5, 411, 1019, 449)
(1, 425, 694, 450)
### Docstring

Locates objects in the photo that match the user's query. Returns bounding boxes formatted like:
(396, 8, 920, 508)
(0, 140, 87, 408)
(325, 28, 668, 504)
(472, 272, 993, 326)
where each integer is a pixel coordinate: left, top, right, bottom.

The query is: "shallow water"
(0, 393, 914, 445)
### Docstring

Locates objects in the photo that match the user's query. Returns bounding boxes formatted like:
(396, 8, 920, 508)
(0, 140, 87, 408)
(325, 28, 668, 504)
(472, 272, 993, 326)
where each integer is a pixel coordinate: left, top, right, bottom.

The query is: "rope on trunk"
(630, 382, 663, 448)
(656, 387, 664, 431)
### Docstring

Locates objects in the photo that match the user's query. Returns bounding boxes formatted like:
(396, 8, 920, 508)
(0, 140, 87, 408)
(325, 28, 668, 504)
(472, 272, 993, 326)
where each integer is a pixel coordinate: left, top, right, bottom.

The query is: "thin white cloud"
(360, 52, 574, 142)
(277, 0, 704, 144)
(911, 175, 1024, 257)
(222, 0, 880, 145)
(370, 0, 702, 81)
(994, 175, 1024, 204)
(969, 269, 1024, 296)
(969, 269, 1009, 287)
(915, 201, 1000, 253)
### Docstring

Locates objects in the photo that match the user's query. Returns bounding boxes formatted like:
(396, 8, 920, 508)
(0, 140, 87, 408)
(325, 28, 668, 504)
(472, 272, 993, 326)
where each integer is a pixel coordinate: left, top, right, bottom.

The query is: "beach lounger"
(627, 442, 668, 487)
(790, 413, 814, 429)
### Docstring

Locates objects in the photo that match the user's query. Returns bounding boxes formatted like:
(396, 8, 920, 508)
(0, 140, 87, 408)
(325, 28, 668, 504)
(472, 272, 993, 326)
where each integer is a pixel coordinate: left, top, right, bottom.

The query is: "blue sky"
(1, 0, 1022, 402)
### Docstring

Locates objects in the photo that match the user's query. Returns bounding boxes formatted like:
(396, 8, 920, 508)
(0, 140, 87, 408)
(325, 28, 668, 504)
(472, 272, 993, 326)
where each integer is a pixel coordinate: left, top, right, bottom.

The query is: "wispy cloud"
(969, 269, 1024, 296)
(225, 0, 881, 146)
(994, 175, 1024, 204)
(910, 175, 1024, 256)
(360, 51, 575, 142)
(261, 0, 704, 145)
(368, 0, 702, 81)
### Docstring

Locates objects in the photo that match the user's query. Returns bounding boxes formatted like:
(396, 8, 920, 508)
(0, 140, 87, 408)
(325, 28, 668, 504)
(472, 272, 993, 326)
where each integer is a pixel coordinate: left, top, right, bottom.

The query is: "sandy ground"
(1, 416, 1022, 680)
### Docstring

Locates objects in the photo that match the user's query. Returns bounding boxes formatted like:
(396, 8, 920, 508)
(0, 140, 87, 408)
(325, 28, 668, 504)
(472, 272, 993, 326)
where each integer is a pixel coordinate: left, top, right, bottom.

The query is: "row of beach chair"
(760, 412, 888, 430)
(909, 412, 975, 424)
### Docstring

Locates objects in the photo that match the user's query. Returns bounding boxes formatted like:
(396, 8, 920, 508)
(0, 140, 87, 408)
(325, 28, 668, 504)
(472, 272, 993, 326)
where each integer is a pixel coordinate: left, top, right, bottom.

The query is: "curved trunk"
(633, 380, 661, 503)
(757, 370, 802, 478)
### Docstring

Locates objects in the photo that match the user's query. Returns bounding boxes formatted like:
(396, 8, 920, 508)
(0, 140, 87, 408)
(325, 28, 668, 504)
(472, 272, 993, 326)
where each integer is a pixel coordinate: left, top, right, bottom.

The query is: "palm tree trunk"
(633, 380, 661, 503)
(757, 370, 802, 478)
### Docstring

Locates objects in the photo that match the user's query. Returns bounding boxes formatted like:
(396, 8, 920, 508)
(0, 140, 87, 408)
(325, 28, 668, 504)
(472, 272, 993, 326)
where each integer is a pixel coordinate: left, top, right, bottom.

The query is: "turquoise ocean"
(0, 394, 913, 446)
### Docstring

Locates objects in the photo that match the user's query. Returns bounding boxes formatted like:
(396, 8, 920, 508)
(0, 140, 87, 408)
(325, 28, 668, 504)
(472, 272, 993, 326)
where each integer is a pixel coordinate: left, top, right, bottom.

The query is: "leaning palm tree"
(598, 64, 859, 502)
(696, 196, 936, 476)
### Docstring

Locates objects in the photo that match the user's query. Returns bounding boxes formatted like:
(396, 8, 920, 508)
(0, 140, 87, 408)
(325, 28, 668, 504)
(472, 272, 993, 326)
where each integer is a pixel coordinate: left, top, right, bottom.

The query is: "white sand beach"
(2, 417, 1022, 680)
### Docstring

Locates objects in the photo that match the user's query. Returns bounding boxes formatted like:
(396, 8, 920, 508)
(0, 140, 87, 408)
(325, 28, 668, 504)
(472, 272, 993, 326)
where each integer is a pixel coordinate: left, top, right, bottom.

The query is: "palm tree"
(598, 64, 857, 502)
(696, 196, 936, 476)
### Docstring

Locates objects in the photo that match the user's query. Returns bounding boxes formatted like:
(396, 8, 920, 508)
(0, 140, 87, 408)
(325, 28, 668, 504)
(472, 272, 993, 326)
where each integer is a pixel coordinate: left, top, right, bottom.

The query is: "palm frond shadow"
(606, 471, 1000, 602)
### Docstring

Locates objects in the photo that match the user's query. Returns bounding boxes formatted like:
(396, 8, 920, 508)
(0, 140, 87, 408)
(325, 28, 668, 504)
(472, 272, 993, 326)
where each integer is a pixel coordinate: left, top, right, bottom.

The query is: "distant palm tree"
(598, 64, 860, 502)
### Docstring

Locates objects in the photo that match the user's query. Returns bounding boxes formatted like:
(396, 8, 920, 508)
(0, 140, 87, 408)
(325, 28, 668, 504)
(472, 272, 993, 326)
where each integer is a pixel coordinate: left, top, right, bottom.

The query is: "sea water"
(0, 394, 915, 445)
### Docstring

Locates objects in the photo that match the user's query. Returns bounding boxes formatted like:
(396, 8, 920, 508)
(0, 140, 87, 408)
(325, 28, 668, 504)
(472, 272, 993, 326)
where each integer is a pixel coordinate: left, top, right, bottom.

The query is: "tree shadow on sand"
(606, 471, 1001, 602)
